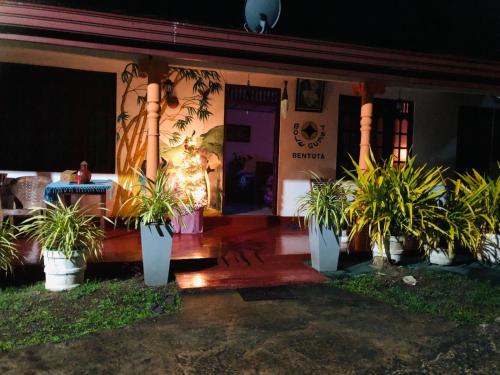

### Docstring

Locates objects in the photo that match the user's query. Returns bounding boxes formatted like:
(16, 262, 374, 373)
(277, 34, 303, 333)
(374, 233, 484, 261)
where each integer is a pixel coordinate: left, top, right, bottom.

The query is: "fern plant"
(296, 172, 348, 235)
(345, 151, 445, 254)
(0, 220, 21, 273)
(117, 168, 189, 229)
(19, 198, 105, 260)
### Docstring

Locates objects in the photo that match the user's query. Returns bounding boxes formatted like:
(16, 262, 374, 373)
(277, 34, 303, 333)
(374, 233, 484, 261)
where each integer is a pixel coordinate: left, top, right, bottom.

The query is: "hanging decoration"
(164, 78, 179, 108)
(280, 80, 289, 119)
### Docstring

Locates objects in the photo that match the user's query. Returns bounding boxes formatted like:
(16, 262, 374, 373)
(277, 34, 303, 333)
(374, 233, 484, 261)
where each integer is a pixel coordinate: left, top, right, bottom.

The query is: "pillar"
(353, 81, 385, 171)
(146, 82, 160, 181)
(139, 58, 168, 182)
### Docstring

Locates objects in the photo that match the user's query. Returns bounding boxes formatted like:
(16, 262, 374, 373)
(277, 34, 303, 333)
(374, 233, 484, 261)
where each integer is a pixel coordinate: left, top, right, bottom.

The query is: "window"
(337, 95, 414, 174)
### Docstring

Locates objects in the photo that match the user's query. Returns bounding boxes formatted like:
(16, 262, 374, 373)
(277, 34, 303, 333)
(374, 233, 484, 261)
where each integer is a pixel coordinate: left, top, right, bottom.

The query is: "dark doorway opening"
(336, 95, 414, 174)
(223, 84, 281, 215)
(457, 106, 500, 177)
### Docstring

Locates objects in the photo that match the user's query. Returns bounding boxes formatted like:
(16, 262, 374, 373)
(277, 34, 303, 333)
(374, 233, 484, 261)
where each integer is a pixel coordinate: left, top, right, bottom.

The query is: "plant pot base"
(43, 250, 86, 292)
(428, 248, 454, 266)
(372, 237, 404, 263)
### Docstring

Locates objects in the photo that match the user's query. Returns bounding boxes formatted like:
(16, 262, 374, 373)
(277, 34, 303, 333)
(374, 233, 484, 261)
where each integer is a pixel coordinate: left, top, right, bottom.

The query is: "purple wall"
(224, 109, 276, 173)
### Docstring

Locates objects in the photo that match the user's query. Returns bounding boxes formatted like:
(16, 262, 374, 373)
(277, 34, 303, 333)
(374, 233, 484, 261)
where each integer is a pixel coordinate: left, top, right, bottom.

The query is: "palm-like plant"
(19, 198, 104, 260)
(459, 169, 500, 234)
(421, 178, 485, 257)
(345, 152, 445, 256)
(118, 168, 189, 229)
(0, 220, 21, 273)
(296, 172, 348, 235)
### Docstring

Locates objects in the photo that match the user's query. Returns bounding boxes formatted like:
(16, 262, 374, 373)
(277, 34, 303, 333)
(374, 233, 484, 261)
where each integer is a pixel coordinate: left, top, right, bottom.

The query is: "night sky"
(23, 0, 500, 60)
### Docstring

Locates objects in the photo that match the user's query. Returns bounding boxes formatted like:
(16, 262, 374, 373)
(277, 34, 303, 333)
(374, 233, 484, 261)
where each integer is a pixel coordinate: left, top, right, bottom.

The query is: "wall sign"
(291, 121, 326, 159)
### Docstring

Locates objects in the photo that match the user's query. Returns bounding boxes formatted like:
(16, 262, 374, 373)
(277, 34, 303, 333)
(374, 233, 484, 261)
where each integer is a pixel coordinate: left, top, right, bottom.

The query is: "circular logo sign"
(300, 121, 318, 140)
(293, 121, 326, 149)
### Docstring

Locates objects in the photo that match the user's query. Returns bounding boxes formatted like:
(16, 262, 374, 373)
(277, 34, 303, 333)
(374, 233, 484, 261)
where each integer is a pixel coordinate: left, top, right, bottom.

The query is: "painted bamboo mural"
(114, 63, 222, 216)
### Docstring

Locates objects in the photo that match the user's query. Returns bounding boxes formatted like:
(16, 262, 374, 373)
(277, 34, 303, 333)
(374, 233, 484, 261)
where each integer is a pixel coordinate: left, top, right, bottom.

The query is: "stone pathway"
(0, 284, 498, 374)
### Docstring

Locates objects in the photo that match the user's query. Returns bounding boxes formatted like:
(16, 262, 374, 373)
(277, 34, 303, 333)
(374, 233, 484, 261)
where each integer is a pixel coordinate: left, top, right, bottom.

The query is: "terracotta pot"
(77, 161, 91, 184)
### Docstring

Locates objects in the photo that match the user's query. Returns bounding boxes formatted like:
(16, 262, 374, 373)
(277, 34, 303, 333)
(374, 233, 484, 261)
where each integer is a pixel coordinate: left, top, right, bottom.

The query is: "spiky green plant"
(345, 152, 445, 257)
(0, 220, 21, 273)
(420, 177, 485, 256)
(117, 168, 189, 229)
(19, 198, 105, 260)
(296, 172, 348, 235)
(459, 169, 500, 234)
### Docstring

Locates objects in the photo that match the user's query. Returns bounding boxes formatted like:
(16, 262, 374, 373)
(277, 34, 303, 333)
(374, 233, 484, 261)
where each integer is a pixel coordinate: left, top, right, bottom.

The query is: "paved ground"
(0, 284, 498, 374)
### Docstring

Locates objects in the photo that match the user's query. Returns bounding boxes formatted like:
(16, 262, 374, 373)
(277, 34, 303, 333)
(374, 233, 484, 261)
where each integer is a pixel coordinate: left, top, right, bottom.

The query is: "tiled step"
(175, 262, 328, 290)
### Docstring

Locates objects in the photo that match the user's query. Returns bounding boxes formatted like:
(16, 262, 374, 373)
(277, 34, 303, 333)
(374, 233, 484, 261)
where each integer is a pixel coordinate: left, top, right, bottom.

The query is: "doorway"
(457, 106, 500, 177)
(222, 84, 281, 215)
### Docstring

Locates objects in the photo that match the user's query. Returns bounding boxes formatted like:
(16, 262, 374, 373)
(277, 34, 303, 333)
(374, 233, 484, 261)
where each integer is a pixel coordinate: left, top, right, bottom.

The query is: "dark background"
(20, 0, 500, 61)
(0, 63, 116, 173)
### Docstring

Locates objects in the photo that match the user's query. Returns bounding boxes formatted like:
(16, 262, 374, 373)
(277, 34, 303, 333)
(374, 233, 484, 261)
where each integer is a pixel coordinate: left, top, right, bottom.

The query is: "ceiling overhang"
(1, 1, 500, 92)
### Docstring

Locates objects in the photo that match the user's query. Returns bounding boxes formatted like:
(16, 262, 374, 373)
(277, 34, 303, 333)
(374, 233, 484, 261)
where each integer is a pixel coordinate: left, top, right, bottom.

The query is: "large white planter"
(428, 248, 455, 266)
(308, 218, 340, 272)
(140, 223, 173, 286)
(478, 233, 500, 264)
(372, 236, 404, 263)
(43, 250, 86, 292)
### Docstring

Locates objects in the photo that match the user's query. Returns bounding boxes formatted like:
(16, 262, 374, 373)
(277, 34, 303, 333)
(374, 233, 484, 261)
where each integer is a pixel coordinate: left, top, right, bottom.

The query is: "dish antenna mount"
(244, 0, 281, 34)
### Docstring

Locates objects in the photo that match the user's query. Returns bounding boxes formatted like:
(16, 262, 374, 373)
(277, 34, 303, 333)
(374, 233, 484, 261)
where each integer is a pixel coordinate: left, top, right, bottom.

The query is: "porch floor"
(17, 216, 329, 290)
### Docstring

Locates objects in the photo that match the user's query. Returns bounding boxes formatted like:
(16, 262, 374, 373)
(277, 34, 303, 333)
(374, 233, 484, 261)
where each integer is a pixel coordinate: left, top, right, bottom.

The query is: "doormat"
(237, 286, 296, 301)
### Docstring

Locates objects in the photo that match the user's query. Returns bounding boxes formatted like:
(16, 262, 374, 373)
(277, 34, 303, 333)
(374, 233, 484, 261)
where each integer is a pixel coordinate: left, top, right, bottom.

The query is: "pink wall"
(224, 109, 276, 173)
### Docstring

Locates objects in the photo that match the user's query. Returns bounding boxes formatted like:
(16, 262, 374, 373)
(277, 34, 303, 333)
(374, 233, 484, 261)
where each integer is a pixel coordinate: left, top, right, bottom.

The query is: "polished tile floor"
(17, 216, 329, 290)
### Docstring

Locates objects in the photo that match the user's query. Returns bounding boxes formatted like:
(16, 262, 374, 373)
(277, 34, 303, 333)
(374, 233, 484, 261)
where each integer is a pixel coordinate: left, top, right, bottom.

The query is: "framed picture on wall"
(295, 79, 325, 112)
(225, 124, 251, 142)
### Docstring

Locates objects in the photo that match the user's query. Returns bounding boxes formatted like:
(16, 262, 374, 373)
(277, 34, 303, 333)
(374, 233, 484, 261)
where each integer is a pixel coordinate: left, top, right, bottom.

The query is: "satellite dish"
(244, 0, 281, 34)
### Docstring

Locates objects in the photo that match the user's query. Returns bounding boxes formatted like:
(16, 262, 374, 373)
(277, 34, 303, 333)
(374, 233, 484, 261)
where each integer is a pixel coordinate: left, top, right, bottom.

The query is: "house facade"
(1, 1, 499, 217)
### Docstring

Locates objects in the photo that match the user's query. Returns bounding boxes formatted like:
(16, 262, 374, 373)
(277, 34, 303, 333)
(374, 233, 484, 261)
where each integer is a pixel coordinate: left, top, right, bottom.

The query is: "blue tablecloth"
(44, 180, 113, 202)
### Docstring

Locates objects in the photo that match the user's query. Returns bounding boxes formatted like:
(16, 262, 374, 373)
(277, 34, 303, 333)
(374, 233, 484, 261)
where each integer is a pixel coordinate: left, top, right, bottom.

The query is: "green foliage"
(330, 269, 500, 325)
(345, 152, 445, 253)
(19, 198, 105, 260)
(0, 220, 21, 274)
(421, 177, 485, 255)
(459, 168, 500, 234)
(118, 168, 189, 228)
(296, 172, 348, 234)
(0, 278, 180, 351)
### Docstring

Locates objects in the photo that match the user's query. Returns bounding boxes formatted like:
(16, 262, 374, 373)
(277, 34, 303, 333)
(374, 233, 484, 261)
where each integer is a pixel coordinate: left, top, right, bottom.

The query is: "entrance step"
(175, 257, 328, 291)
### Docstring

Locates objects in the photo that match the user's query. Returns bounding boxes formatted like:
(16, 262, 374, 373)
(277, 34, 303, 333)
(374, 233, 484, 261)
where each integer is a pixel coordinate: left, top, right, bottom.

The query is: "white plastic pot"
(140, 223, 173, 286)
(478, 233, 500, 264)
(428, 248, 454, 266)
(43, 250, 86, 291)
(308, 218, 340, 272)
(372, 236, 404, 263)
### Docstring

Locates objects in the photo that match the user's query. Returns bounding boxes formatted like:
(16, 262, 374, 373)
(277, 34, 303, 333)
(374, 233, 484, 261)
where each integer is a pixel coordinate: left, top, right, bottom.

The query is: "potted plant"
(346, 152, 444, 264)
(296, 172, 348, 272)
(19, 198, 104, 291)
(420, 178, 484, 265)
(118, 168, 189, 286)
(460, 169, 500, 264)
(0, 219, 21, 274)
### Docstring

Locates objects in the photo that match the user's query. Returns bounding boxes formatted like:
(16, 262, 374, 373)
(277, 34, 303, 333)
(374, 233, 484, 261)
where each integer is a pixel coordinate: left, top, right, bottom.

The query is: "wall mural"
(114, 63, 224, 215)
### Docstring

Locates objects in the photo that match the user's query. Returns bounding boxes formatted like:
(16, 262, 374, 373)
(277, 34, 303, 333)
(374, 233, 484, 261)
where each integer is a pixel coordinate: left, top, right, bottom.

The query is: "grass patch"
(330, 268, 500, 325)
(0, 277, 180, 351)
